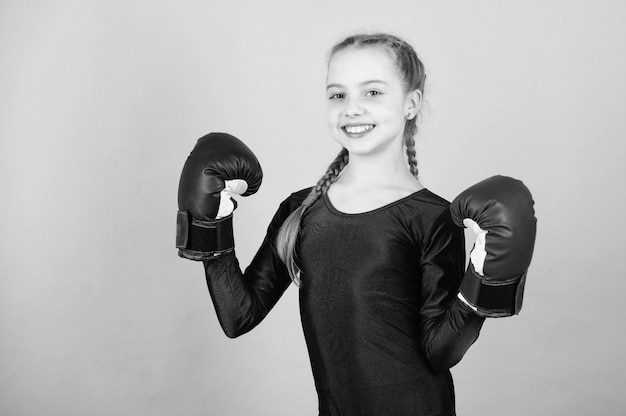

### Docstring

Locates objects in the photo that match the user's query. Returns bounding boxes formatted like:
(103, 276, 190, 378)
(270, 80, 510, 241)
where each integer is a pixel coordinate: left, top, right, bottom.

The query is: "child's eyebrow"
(326, 80, 389, 90)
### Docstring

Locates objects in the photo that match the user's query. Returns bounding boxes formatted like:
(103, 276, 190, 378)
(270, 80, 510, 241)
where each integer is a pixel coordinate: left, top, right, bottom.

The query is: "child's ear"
(405, 89, 422, 119)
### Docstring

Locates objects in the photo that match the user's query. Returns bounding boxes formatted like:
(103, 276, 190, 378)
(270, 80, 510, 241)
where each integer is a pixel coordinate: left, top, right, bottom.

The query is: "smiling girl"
(177, 33, 491, 415)
(272, 33, 485, 415)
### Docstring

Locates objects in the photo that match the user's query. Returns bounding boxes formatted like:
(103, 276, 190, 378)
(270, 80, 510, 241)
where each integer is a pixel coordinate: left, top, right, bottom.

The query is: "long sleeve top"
(203, 188, 485, 416)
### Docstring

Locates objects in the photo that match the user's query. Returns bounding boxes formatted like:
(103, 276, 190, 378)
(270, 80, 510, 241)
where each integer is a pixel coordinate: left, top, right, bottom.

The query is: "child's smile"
(342, 123, 375, 137)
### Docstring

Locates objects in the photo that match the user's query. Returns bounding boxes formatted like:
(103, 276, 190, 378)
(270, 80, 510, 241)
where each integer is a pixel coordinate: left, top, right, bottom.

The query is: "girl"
(196, 33, 485, 415)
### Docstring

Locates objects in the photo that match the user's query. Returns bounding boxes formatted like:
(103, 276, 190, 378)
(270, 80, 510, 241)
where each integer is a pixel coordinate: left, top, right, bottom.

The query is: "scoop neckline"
(323, 188, 429, 217)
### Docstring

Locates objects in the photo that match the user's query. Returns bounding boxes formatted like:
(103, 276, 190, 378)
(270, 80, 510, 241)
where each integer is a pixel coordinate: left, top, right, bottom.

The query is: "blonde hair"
(276, 33, 427, 285)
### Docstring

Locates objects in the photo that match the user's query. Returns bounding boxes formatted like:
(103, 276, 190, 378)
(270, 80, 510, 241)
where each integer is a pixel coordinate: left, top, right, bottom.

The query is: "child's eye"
(365, 90, 382, 97)
(329, 93, 344, 100)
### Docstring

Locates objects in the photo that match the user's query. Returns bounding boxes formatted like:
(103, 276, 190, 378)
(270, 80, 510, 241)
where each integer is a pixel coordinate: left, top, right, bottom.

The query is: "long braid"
(405, 120, 419, 179)
(276, 148, 349, 285)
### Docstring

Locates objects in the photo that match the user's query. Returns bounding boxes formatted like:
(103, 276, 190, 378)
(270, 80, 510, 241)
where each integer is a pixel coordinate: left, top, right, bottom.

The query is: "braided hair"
(276, 33, 427, 285)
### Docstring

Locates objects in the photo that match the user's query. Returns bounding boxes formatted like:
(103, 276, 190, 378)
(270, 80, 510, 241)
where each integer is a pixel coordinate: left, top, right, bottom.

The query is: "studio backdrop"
(1, 1, 625, 415)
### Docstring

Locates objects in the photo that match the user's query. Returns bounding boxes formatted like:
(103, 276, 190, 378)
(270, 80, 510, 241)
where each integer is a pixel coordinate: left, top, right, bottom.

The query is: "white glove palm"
(216, 179, 249, 219)
(463, 218, 487, 276)
(458, 218, 487, 311)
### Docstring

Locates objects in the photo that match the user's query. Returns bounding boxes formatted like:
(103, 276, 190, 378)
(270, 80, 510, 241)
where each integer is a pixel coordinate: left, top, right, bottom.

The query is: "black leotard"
(203, 188, 485, 416)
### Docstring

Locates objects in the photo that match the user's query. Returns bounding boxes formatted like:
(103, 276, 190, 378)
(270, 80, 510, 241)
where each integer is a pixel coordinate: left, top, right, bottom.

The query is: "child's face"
(326, 46, 417, 157)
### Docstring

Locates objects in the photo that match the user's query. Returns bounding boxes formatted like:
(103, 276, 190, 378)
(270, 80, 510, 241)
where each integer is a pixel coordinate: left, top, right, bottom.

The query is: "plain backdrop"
(1, 1, 625, 415)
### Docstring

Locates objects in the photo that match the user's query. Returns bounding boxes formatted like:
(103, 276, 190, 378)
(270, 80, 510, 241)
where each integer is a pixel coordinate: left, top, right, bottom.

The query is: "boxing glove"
(176, 132, 263, 260)
(450, 176, 536, 317)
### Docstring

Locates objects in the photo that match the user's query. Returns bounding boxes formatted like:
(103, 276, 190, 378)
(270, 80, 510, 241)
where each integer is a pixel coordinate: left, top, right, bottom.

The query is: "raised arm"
(418, 209, 485, 372)
(203, 190, 307, 337)
(420, 176, 537, 371)
(175, 132, 304, 337)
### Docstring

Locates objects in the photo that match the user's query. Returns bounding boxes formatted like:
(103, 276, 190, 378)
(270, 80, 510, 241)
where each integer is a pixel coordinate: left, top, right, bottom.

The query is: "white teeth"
(344, 124, 373, 134)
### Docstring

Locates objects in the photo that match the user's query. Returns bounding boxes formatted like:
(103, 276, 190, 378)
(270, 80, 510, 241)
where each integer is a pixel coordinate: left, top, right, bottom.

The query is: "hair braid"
(405, 120, 419, 179)
(312, 148, 349, 198)
(276, 148, 349, 285)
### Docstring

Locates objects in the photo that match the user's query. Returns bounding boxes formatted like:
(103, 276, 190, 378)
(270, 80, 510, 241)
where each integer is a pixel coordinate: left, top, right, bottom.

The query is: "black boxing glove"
(450, 176, 537, 317)
(176, 132, 263, 260)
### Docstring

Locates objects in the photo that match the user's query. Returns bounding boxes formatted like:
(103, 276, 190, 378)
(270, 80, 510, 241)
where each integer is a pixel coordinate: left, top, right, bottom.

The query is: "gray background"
(1, 1, 625, 415)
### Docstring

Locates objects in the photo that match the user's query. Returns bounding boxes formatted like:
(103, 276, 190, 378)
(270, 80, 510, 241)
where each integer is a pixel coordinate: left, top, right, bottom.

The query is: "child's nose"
(344, 97, 364, 117)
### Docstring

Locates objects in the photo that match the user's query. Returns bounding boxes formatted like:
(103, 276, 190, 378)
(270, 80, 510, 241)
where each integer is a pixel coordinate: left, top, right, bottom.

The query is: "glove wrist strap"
(459, 264, 526, 318)
(176, 211, 234, 260)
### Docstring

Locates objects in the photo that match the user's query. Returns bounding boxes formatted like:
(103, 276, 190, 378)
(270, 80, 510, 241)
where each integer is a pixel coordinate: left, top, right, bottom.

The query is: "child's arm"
(175, 132, 303, 337)
(420, 176, 536, 371)
(418, 210, 486, 372)
(202, 191, 307, 338)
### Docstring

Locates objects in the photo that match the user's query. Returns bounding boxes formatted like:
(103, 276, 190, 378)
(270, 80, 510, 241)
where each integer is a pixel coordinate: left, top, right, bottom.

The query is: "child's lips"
(342, 124, 375, 135)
